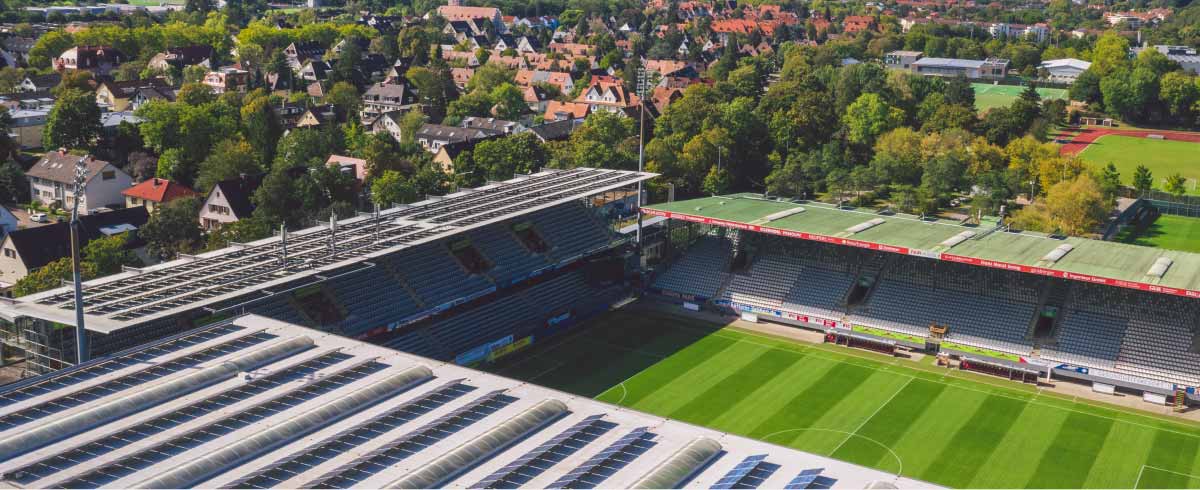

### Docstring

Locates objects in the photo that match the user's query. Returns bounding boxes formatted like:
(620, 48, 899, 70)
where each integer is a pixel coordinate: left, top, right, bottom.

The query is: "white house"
(1038, 58, 1092, 83)
(199, 173, 264, 231)
(25, 151, 132, 214)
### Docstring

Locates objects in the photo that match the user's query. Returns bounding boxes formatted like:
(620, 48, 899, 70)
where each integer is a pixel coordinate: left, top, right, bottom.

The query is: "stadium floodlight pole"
(280, 223, 288, 265)
(70, 156, 89, 365)
(636, 67, 648, 254)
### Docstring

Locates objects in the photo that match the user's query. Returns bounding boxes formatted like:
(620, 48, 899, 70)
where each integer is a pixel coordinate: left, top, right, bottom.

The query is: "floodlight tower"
(636, 67, 649, 256)
(70, 156, 89, 364)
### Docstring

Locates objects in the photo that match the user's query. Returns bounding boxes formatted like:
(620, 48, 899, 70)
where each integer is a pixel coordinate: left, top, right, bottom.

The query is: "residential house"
(461, 116, 526, 135)
(284, 41, 325, 72)
(3, 37, 36, 65)
(1038, 58, 1091, 83)
(128, 85, 176, 110)
(528, 119, 580, 142)
(548, 42, 592, 57)
(147, 45, 215, 72)
(299, 60, 331, 82)
(575, 81, 638, 115)
(199, 173, 264, 230)
(435, 5, 503, 30)
(515, 69, 575, 95)
(203, 67, 250, 94)
(326, 155, 367, 189)
(543, 100, 590, 122)
(18, 73, 60, 93)
(295, 104, 343, 128)
(95, 77, 171, 111)
(451, 67, 475, 90)
(360, 81, 420, 123)
(494, 34, 540, 53)
(415, 123, 491, 153)
(9, 108, 48, 149)
(0, 206, 148, 289)
(522, 85, 550, 113)
(842, 15, 877, 34)
(26, 151, 133, 214)
(0, 91, 54, 112)
(55, 45, 125, 75)
(122, 178, 198, 213)
(432, 141, 473, 174)
(988, 23, 1049, 43)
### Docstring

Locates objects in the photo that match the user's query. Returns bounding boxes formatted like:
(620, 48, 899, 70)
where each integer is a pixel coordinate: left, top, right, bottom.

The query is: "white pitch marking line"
(830, 377, 914, 456)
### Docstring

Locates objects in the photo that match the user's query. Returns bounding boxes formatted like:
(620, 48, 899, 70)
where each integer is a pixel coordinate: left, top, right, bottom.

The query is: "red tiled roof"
(121, 178, 197, 203)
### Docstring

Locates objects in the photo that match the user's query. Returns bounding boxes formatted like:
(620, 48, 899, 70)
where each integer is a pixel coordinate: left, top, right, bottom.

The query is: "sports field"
(972, 83, 1067, 112)
(1119, 214, 1200, 254)
(490, 308, 1200, 489)
(1079, 135, 1200, 195)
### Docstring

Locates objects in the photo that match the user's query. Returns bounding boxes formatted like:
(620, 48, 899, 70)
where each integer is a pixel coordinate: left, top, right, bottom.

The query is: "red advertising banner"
(644, 208, 1200, 300)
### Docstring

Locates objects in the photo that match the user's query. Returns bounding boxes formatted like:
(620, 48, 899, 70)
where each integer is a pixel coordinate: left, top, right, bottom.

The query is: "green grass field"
(488, 308, 1200, 489)
(1079, 135, 1200, 196)
(1119, 214, 1200, 254)
(972, 83, 1068, 112)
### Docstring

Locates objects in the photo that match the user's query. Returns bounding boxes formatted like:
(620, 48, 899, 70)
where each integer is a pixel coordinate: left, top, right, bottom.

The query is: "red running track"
(1059, 127, 1200, 155)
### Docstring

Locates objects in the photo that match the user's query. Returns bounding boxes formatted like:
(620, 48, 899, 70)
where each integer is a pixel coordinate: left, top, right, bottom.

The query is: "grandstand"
(0, 168, 654, 375)
(0, 314, 934, 489)
(644, 194, 1200, 393)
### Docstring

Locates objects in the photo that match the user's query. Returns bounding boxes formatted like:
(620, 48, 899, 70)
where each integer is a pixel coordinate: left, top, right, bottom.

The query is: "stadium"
(1, 174, 1200, 488)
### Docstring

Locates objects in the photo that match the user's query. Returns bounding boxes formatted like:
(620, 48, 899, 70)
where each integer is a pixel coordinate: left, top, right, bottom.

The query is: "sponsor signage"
(726, 301, 842, 329)
(644, 208, 1200, 300)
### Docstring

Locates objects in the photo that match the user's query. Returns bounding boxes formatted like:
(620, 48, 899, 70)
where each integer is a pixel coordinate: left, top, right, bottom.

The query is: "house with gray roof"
(25, 151, 132, 214)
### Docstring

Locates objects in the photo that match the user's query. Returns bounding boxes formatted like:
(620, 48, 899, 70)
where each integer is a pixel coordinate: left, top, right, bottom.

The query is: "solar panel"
(783, 468, 824, 490)
(304, 389, 516, 489)
(49, 359, 388, 489)
(0, 330, 275, 432)
(3, 351, 353, 485)
(470, 414, 614, 489)
(0, 323, 242, 407)
(224, 380, 475, 489)
(546, 427, 656, 489)
(711, 454, 768, 489)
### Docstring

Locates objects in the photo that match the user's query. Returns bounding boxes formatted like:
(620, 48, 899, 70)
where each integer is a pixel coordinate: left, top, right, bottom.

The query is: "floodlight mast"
(636, 67, 648, 258)
(70, 156, 89, 364)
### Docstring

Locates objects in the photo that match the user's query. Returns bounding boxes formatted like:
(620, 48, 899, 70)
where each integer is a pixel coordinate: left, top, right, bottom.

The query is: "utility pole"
(636, 67, 648, 258)
(70, 157, 89, 365)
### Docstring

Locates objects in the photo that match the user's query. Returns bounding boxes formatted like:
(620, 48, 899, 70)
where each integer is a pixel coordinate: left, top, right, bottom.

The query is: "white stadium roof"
(0, 168, 655, 333)
(0, 315, 937, 489)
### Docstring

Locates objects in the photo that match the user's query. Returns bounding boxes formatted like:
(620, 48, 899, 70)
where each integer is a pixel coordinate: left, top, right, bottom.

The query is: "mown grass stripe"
(599, 333, 740, 406)
(921, 394, 1027, 487)
(830, 379, 946, 470)
(1136, 428, 1200, 488)
(746, 361, 876, 441)
(670, 348, 804, 425)
(1025, 410, 1115, 488)
(623, 341, 768, 413)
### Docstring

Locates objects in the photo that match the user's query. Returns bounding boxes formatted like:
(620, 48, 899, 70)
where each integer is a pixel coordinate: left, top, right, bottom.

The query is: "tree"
(842, 93, 904, 147)
(406, 66, 455, 122)
(27, 30, 73, 69)
(371, 169, 418, 206)
(83, 233, 139, 275)
(0, 160, 28, 204)
(14, 258, 96, 297)
(1133, 165, 1154, 195)
(466, 64, 515, 93)
(177, 83, 216, 106)
(1091, 31, 1130, 77)
(240, 93, 282, 166)
(1166, 173, 1188, 197)
(1098, 163, 1122, 200)
(1159, 71, 1200, 124)
(944, 74, 975, 107)
(1010, 174, 1109, 236)
(274, 127, 343, 169)
(702, 165, 731, 195)
(1069, 69, 1103, 105)
(139, 197, 203, 260)
(43, 89, 102, 150)
(471, 132, 547, 180)
(197, 139, 262, 193)
(490, 83, 526, 120)
(205, 215, 272, 251)
(324, 81, 361, 118)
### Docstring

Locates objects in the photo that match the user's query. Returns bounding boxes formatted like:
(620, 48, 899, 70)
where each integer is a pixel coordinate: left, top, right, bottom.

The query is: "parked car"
(29, 212, 48, 223)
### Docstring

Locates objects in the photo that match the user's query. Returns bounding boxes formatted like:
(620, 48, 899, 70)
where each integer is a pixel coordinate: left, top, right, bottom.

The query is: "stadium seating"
(386, 242, 494, 307)
(327, 266, 425, 337)
(1039, 310, 1126, 368)
(468, 225, 552, 285)
(780, 265, 856, 320)
(529, 203, 615, 262)
(652, 235, 733, 299)
(720, 255, 805, 309)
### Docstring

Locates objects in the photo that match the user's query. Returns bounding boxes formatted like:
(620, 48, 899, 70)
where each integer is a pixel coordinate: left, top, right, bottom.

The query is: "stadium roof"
(643, 194, 1200, 299)
(0, 314, 936, 489)
(0, 168, 655, 333)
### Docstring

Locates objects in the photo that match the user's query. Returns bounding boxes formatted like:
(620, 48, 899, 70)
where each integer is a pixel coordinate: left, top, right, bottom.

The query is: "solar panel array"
(546, 427, 657, 489)
(21, 168, 651, 325)
(50, 359, 389, 489)
(783, 468, 825, 489)
(0, 329, 275, 432)
(224, 380, 475, 489)
(305, 389, 517, 489)
(0, 317, 919, 490)
(0, 323, 243, 408)
(470, 414, 616, 489)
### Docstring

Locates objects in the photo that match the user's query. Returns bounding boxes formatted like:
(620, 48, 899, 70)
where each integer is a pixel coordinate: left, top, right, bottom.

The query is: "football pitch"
(972, 83, 1068, 112)
(1119, 214, 1200, 254)
(1079, 135, 1200, 196)
(488, 308, 1200, 489)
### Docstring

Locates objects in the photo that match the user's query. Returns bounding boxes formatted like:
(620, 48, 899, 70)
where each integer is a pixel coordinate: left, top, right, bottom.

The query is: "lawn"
(1079, 135, 1200, 195)
(488, 308, 1200, 489)
(1119, 214, 1200, 254)
(972, 83, 1068, 112)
